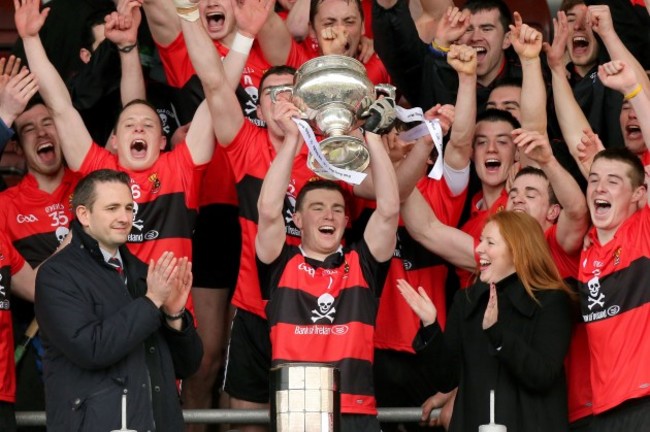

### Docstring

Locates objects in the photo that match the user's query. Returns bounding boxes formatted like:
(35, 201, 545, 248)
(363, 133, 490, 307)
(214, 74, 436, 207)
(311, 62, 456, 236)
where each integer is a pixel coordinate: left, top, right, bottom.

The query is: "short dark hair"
(72, 169, 131, 212)
(464, 0, 512, 32)
(295, 179, 346, 212)
(309, 0, 364, 26)
(258, 66, 297, 99)
(560, 0, 585, 13)
(592, 147, 645, 189)
(12, 97, 47, 145)
(113, 99, 163, 133)
(492, 76, 523, 91)
(475, 108, 521, 130)
(514, 166, 559, 206)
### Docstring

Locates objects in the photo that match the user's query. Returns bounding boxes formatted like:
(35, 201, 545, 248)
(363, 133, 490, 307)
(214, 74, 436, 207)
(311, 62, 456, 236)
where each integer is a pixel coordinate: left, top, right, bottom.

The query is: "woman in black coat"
(398, 211, 574, 432)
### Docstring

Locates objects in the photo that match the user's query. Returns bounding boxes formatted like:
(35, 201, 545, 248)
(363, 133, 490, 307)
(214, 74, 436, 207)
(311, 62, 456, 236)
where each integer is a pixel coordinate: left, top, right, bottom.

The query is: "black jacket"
(414, 273, 572, 432)
(35, 220, 203, 432)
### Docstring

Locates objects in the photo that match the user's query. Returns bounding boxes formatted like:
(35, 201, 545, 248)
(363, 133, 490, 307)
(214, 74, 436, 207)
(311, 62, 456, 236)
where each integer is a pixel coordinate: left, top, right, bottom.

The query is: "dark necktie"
(108, 257, 127, 284)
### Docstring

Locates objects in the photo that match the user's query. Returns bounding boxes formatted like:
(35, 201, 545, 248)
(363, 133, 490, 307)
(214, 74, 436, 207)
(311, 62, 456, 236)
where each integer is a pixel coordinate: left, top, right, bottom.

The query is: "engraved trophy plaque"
(270, 55, 395, 178)
(271, 363, 341, 432)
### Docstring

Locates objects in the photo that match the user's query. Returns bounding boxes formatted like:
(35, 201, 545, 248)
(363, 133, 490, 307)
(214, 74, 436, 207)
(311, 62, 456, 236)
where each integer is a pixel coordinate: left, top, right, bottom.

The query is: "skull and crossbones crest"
(587, 276, 605, 310)
(312, 293, 336, 323)
(132, 202, 145, 231)
(55, 226, 69, 244)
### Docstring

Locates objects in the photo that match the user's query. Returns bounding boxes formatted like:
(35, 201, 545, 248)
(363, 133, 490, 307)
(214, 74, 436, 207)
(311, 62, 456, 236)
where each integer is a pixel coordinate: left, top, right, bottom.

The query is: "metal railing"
(16, 407, 441, 427)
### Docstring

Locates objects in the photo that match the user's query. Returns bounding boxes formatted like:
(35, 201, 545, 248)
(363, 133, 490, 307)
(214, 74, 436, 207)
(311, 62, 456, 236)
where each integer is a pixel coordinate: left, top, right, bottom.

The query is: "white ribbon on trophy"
(394, 106, 444, 180)
(293, 117, 368, 185)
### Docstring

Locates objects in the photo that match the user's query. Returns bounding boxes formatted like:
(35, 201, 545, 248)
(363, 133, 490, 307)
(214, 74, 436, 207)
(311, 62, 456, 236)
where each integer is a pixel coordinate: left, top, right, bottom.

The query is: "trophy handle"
(270, 85, 294, 103)
(375, 83, 396, 99)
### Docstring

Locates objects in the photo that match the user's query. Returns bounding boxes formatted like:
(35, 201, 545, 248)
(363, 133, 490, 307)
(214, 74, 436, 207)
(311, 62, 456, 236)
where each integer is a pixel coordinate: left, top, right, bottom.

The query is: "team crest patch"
(148, 173, 161, 194)
(613, 247, 622, 266)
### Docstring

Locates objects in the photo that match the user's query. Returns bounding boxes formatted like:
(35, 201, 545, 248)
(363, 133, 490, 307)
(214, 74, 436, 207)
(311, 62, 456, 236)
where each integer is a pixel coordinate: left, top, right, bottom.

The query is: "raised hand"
(512, 128, 553, 165)
(146, 251, 179, 308)
(424, 103, 455, 136)
(597, 60, 639, 95)
(0, 56, 22, 92)
(510, 11, 543, 61)
(587, 4, 614, 38)
(14, 0, 50, 39)
(104, 0, 142, 48)
(433, 6, 471, 50)
(162, 257, 192, 317)
(319, 26, 349, 56)
(232, 0, 275, 38)
(447, 44, 477, 77)
(356, 36, 374, 64)
(576, 128, 604, 171)
(396, 278, 437, 326)
(0, 66, 39, 126)
(543, 11, 569, 71)
(482, 283, 498, 329)
(271, 98, 302, 140)
(363, 97, 396, 135)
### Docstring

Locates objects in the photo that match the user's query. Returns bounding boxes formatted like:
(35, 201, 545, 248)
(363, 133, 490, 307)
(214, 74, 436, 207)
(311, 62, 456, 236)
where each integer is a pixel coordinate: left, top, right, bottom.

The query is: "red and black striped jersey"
(0, 230, 27, 403)
(578, 206, 650, 414)
(0, 169, 79, 266)
(259, 240, 389, 415)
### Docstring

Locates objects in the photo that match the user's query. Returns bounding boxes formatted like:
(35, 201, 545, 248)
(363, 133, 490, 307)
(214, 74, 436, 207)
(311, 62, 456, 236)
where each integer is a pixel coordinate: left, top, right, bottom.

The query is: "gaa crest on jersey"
(148, 173, 161, 194)
(312, 293, 336, 323)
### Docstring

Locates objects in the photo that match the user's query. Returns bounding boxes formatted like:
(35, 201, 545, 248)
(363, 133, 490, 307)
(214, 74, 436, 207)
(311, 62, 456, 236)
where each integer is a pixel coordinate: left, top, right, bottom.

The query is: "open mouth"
(479, 259, 491, 271)
(206, 11, 225, 30)
(625, 125, 642, 139)
(572, 36, 589, 55)
(473, 46, 487, 61)
(593, 199, 611, 215)
(319, 226, 335, 236)
(485, 159, 501, 172)
(36, 142, 56, 163)
(130, 139, 148, 158)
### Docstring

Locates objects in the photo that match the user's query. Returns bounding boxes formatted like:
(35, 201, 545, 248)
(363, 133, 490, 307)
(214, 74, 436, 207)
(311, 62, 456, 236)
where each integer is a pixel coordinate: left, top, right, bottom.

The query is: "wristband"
(231, 32, 254, 55)
(624, 83, 642, 101)
(172, 0, 200, 22)
(431, 40, 450, 53)
(117, 43, 137, 53)
(162, 307, 185, 321)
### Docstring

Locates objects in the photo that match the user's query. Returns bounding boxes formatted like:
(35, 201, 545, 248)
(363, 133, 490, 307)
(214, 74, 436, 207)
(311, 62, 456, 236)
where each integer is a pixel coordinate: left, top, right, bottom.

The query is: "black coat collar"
(465, 273, 537, 319)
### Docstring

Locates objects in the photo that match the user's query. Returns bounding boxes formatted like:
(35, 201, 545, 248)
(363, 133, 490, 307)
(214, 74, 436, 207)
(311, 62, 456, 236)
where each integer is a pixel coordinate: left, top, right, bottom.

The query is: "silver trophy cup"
(270, 55, 395, 176)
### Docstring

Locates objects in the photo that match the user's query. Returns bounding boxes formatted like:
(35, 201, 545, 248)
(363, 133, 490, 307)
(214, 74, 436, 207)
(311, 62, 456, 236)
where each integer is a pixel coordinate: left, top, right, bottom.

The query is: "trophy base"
(308, 136, 369, 180)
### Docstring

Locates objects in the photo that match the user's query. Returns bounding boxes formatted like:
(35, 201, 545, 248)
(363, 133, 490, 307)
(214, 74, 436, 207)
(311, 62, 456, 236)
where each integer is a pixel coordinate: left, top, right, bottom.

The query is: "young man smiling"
(578, 148, 650, 430)
(255, 95, 399, 432)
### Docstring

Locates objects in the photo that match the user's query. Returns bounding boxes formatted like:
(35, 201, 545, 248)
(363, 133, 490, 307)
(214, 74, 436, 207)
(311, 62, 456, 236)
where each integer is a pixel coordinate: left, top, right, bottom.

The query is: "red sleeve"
(224, 121, 268, 181)
(285, 38, 315, 69)
(78, 143, 119, 175)
(0, 231, 26, 275)
(417, 176, 467, 227)
(156, 32, 196, 88)
(364, 54, 391, 85)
